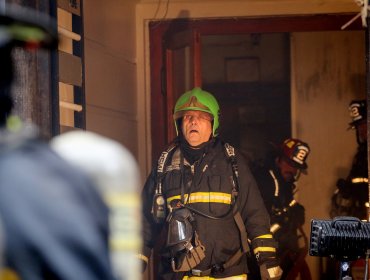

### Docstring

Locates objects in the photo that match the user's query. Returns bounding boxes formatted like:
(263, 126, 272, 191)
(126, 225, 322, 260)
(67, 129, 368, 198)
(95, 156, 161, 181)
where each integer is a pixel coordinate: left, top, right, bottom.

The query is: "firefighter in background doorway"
(140, 87, 282, 279)
(251, 138, 312, 280)
(330, 100, 368, 221)
(0, 4, 117, 279)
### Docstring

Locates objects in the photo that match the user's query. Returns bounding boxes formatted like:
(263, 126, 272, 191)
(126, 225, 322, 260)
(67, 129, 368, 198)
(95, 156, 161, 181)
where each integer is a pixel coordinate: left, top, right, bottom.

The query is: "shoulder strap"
(223, 143, 250, 254)
(155, 143, 177, 193)
(151, 144, 178, 224)
(224, 143, 239, 199)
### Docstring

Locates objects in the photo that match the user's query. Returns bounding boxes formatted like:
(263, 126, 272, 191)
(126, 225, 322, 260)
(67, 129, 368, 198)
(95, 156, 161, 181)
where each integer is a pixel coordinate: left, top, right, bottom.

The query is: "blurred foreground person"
(51, 130, 142, 280)
(141, 87, 282, 280)
(0, 4, 116, 280)
(330, 99, 368, 220)
(251, 138, 312, 280)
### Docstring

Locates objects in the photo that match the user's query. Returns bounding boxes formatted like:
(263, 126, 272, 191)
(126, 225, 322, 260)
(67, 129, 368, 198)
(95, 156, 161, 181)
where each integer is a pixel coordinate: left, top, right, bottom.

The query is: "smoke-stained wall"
(291, 30, 365, 277)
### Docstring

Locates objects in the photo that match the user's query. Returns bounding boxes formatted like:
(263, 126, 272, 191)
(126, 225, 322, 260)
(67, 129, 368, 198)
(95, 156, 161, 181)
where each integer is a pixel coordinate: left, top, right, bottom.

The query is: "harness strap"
(190, 143, 250, 277)
(159, 142, 251, 275)
(224, 143, 249, 254)
(233, 203, 249, 254)
(191, 248, 244, 277)
(155, 144, 177, 193)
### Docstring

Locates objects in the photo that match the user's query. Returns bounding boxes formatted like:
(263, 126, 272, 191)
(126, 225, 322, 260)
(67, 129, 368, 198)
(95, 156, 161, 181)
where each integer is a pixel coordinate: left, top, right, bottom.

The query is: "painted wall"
(84, 0, 139, 156)
(291, 30, 365, 278)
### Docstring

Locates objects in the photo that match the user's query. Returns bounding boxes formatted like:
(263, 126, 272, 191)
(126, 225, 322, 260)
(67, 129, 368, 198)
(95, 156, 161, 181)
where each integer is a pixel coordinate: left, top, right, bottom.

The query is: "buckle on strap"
(211, 263, 225, 274)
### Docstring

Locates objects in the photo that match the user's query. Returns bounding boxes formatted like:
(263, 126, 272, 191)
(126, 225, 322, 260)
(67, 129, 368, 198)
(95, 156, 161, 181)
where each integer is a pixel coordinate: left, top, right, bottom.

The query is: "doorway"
(201, 33, 291, 163)
(149, 14, 362, 163)
(148, 14, 364, 280)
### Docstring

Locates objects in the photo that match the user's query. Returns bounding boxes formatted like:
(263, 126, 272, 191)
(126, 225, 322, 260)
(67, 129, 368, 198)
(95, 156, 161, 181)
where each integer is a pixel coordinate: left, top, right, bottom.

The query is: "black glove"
(251, 235, 283, 280)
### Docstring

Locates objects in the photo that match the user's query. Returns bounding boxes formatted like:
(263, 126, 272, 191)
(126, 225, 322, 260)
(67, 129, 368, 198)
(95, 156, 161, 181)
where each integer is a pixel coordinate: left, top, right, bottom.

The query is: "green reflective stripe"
(6, 115, 23, 132)
(167, 192, 232, 205)
(9, 24, 46, 42)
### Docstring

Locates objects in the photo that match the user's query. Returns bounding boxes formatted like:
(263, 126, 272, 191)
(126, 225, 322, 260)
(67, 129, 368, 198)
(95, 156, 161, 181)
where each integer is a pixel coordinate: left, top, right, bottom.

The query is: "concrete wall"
(84, 0, 139, 155)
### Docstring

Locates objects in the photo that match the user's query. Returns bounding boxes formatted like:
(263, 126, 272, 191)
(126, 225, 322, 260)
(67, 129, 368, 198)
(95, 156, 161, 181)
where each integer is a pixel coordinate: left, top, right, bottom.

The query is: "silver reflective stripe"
(269, 170, 279, 197)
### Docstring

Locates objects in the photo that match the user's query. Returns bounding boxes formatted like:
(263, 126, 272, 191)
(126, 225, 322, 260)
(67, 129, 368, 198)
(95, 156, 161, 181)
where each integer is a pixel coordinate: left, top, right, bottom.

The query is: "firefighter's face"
(276, 158, 300, 183)
(181, 110, 212, 147)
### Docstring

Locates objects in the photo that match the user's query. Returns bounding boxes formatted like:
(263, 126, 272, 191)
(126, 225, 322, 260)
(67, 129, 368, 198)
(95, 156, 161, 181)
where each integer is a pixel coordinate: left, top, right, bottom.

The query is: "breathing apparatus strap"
(151, 143, 177, 223)
(190, 145, 250, 277)
(224, 143, 249, 254)
(192, 143, 250, 276)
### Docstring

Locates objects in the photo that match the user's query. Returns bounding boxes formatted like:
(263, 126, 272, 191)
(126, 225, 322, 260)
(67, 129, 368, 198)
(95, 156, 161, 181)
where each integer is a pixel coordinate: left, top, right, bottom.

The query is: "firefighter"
(0, 5, 116, 280)
(140, 87, 282, 280)
(51, 130, 142, 280)
(251, 138, 311, 280)
(330, 99, 368, 220)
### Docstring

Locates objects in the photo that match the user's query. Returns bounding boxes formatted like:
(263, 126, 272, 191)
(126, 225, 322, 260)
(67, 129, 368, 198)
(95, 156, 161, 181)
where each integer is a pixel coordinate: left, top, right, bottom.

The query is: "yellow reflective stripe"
(167, 192, 232, 205)
(137, 253, 149, 264)
(253, 247, 276, 254)
(351, 177, 368, 183)
(254, 234, 273, 239)
(183, 274, 247, 280)
(0, 268, 21, 280)
(289, 200, 297, 207)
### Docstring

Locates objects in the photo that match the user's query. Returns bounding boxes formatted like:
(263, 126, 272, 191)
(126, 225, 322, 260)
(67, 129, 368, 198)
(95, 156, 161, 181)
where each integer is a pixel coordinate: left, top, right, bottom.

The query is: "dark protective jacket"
(0, 127, 116, 280)
(252, 165, 304, 254)
(251, 163, 306, 280)
(251, 164, 306, 280)
(142, 137, 271, 279)
(348, 142, 368, 180)
(330, 142, 368, 220)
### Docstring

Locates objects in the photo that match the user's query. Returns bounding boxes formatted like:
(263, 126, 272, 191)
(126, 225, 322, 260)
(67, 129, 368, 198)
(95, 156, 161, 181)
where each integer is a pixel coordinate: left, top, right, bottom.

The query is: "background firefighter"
(250, 138, 312, 280)
(140, 87, 282, 280)
(0, 4, 117, 279)
(330, 99, 368, 221)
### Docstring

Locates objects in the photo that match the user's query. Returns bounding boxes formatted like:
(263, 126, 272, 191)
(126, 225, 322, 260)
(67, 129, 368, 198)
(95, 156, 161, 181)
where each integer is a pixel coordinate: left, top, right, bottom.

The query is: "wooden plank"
(57, 0, 81, 16)
(60, 125, 82, 133)
(58, 51, 82, 86)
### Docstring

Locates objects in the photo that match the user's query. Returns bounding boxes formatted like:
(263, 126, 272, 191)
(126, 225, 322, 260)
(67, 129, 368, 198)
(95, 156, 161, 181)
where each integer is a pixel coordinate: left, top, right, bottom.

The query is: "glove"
(259, 261, 283, 280)
(251, 235, 283, 280)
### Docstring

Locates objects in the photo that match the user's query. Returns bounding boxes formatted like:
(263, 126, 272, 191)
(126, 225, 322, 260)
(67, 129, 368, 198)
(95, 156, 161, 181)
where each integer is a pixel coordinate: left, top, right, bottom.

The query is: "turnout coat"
(142, 138, 271, 279)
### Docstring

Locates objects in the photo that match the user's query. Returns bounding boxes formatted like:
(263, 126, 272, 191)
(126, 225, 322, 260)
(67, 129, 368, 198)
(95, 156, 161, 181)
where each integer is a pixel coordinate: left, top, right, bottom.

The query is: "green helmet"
(173, 87, 220, 136)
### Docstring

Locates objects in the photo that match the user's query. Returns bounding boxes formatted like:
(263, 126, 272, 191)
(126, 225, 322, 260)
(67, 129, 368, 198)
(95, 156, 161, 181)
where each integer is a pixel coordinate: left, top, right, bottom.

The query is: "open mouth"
(190, 129, 199, 134)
